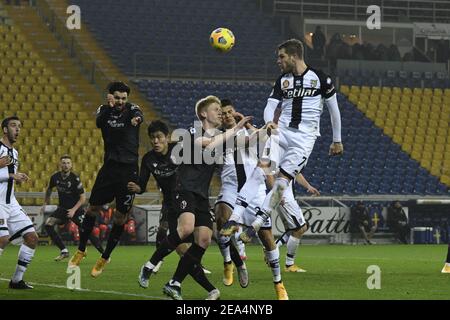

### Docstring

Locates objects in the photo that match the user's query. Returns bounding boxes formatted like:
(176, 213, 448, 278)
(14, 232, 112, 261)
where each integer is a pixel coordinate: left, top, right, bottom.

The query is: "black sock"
(89, 235, 104, 254)
(173, 243, 205, 284)
(101, 223, 124, 260)
(45, 225, 66, 251)
(78, 215, 96, 252)
(156, 228, 168, 249)
(190, 263, 215, 292)
(229, 241, 243, 268)
(149, 232, 182, 266)
(446, 244, 450, 263)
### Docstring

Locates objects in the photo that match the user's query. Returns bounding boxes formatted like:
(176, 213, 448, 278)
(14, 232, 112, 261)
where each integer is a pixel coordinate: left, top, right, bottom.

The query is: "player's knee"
(196, 236, 211, 249)
(23, 232, 39, 249)
(292, 224, 308, 237)
(177, 224, 194, 239)
(0, 236, 8, 249)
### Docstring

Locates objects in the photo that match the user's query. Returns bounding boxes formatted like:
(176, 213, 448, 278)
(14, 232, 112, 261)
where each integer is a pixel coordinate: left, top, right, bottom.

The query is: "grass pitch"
(0, 244, 449, 300)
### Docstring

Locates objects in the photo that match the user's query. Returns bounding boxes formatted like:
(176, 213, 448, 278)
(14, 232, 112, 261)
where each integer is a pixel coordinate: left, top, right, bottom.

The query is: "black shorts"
(161, 203, 194, 243)
(174, 191, 214, 230)
(50, 207, 84, 226)
(89, 161, 138, 214)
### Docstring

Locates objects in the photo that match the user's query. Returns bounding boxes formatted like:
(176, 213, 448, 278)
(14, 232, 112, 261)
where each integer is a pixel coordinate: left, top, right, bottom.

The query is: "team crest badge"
(282, 80, 290, 89)
(311, 79, 318, 87)
(0, 219, 4, 225)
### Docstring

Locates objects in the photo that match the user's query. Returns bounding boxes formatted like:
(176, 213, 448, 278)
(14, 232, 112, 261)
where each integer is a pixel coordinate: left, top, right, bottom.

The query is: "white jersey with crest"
(269, 67, 336, 135)
(0, 142, 19, 206)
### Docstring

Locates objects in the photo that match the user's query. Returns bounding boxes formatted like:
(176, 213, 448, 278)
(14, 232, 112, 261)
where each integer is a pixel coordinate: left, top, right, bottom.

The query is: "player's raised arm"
(200, 115, 253, 150)
(321, 75, 343, 156)
(96, 104, 112, 128)
(130, 104, 144, 127)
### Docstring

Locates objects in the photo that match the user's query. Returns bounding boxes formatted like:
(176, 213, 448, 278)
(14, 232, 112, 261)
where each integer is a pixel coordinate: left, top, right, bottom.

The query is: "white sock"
(219, 235, 231, 263)
(233, 228, 246, 257)
(265, 248, 281, 283)
(12, 244, 35, 283)
(276, 232, 291, 248)
(0, 248, 3, 256)
(286, 236, 300, 266)
(145, 261, 155, 270)
(61, 248, 68, 253)
(229, 167, 266, 222)
(169, 279, 181, 287)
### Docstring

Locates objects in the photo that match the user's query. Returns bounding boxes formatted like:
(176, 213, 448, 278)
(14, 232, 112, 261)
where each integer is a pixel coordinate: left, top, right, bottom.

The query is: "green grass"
(0, 244, 449, 300)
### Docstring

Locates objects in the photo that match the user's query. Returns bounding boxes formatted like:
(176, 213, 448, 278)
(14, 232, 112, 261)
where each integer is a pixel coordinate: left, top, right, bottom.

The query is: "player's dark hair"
(108, 81, 131, 95)
(148, 120, 169, 137)
(278, 39, 304, 59)
(1, 116, 20, 130)
(220, 99, 233, 108)
(60, 154, 72, 161)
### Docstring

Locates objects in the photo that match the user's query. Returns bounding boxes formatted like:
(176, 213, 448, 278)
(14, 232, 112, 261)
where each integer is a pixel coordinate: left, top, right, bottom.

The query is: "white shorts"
(263, 125, 317, 178)
(215, 180, 237, 209)
(0, 203, 35, 241)
(241, 187, 272, 229)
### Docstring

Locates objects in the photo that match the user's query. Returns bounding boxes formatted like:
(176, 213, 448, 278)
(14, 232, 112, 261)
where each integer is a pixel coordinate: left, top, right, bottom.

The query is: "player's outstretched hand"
(329, 142, 344, 156)
(264, 121, 278, 136)
(131, 116, 142, 127)
(127, 182, 141, 193)
(10, 172, 29, 184)
(307, 185, 321, 196)
(235, 116, 253, 130)
(0, 156, 12, 168)
(107, 94, 115, 107)
(233, 111, 243, 122)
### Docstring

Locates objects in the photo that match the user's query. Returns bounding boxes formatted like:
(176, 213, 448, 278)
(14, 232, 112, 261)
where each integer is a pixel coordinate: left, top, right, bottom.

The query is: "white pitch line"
(0, 278, 169, 300)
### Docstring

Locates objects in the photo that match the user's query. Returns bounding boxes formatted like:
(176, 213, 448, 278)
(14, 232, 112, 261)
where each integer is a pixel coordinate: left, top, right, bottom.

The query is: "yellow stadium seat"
(28, 110, 39, 120)
(49, 76, 60, 85)
(33, 102, 45, 112)
(430, 167, 441, 176)
(383, 127, 393, 135)
(40, 111, 52, 120)
(65, 111, 76, 121)
(51, 94, 62, 103)
(63, 95, 74, 103)
(56, 85, 67, 94)
(14, 93, 26, 104)
(436, 136, 447, 146)
(374, 118, 384, 127)
(34, 119, 46, 129)
(47, 120, 58, 129)
(60, 120, 71, 129)
(77, 113, 89, 121)
(54, 129, 65, 138)
(42, 128, 54, 138)
(39, 94, 50, 103)
(350, 86, 360, 94)
(53, 112, 64, 121)
(85, 121, 96, 130)
(72, 121, 83, 129)
(392, 134, 403, 144)
(415, 135, 425, 144)
(70, 103, 81, 112)
(340, 85, 349, 95)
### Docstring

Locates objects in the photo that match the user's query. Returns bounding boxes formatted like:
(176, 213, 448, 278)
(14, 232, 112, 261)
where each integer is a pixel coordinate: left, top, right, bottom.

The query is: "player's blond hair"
(195, 95, 221, 120)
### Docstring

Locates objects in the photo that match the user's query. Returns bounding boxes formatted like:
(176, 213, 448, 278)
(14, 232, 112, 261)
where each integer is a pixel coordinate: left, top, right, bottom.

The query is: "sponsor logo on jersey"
(107, 119, 125, 128)
(284, 87, 318, 98)
(310, 79, 318, 87)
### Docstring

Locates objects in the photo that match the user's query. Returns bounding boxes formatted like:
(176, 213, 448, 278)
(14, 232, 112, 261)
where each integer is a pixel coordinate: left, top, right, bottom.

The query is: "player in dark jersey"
(128, 121, 179, 251)
(42, 155, 104, 261)
(68, 82, 143, 277)
(148, 95, 251, 300)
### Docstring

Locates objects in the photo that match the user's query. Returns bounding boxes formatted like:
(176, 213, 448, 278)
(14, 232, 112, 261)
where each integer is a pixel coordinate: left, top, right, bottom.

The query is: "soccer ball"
(209, 28, 235, 52)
